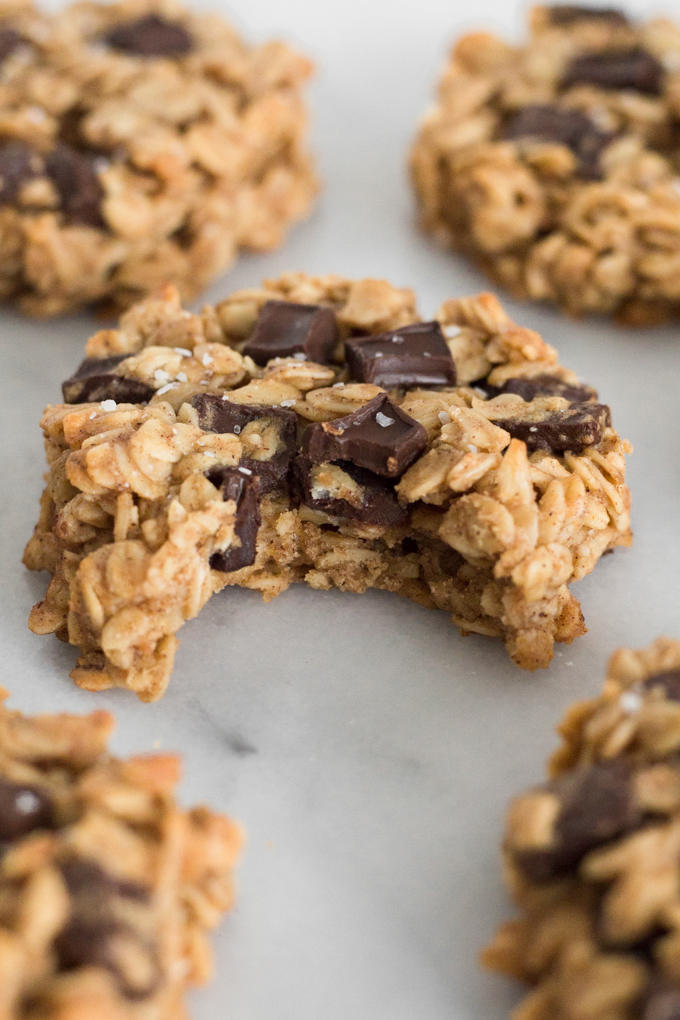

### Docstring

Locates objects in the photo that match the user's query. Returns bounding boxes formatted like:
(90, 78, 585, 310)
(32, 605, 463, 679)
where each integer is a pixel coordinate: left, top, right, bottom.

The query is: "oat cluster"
(411, 4, 680, 323)
(0, 688, 241, 1018)
(24, 273, 632, 700)
(0, 0, 316, 315)
(485, 638, 680, 1020)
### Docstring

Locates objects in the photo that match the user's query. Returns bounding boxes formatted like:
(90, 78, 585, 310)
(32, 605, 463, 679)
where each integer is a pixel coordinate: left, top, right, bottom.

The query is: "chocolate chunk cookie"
(412, 5, 680, 323)
(0, 689, 242, 1013)
(0, 0, 316, 315)
(23, 274, 631, 699)
(484, 638, 680, 1020)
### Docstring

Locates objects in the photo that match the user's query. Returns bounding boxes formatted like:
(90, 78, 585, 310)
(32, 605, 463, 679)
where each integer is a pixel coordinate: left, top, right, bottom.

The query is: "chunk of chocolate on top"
(206, 467, 261, 573)
(487, 399, 611, 452)
(242, 300, 339, 366)
(45, 144, 105, 228)
(547, 6, 630, 27)
(561, 48, 664, 96)
(497, 373, 598, 404)
(345, 321, 456, 389)
(0, 140, 42, 205)
(192, 394, 298, 494)
(0, 777, 54, 842)
(502, 105, 614, 180)
(300, 393, 427, 478)
(0, 28, 24, 65)
(642, 670, 680, 701)
(293, 457, 406, 526)
(104, 14, 193, 57)
(62, 355, 155, 405)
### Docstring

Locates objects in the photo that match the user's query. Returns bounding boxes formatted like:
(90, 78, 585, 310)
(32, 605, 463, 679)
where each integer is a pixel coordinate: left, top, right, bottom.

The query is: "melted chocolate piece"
(300, 392, 427, 478)
(345, 321, 456, 389)
(488, 401, 611, 453)
(56, 857, 159, 999)
(561, 48, 664, 96)
(207, 468, 261, 573)
(104, 14, 193, 57)
(45, 144, 105, 227)
(497, 373, 598, 404)
(0, 140, 41, 205)
(548, 6, 629, 26)
(62, 355, 155, 405)
(643, 990, 680, 1020)
(503, 104, 614, 179)
(192, 395, 298, 494)
(0, 778, 53, 841)
(517, 760, 641, 882)
(242, 301, 339, 367)
(0, 28, 24, 64)
(293, 456, 406, 526)
(642, 670, 680, 702)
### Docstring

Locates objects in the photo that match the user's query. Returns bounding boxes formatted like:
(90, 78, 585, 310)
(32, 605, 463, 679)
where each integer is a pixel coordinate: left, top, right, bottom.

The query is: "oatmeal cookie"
(0, 687, 242, 1018)
(0, 0, 316, 316)
(24, 273, 632, 700)
(411, 5, 680, 323)
(484, 637, 680, 1020)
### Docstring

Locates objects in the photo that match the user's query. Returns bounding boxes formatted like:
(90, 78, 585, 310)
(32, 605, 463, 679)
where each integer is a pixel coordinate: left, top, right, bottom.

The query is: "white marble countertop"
(2, 0, 680, 1016)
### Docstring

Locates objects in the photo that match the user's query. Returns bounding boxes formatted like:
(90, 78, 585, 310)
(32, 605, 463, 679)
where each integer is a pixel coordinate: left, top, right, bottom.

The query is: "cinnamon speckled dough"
(411, 5, 680, 324)
(484, 637, 680, 1020)
(23, 273, 632, 701)
(0, 687, 242, 1018)
(0, 0, 316, 316)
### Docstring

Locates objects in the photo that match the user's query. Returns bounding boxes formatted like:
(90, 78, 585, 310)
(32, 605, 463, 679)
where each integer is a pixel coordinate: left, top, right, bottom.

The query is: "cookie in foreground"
(0, 687, 242, 1016)
(0, 0, 316, 316)
(484, 637, 680, 1020)
(24, 274, 631, 700)
(411, 5, 680, 323)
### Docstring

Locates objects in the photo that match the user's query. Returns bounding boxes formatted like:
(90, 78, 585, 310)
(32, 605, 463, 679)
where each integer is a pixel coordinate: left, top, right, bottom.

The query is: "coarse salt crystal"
(233, 425, 241, 434)
(280, 399, 296, 407)
(101, 399, 116, 411)
(467, 444, 477, 454)
(438, 411, 450, 425)
(154, 369, 170, 382)
(222, 394, 228, 400)
(529, 426, 538, 432)
(16, 791, 40, 814)
(26, 106, 46, 123)
(172, 428, 177, 434)
(293, 352, 307, 361)
(201, 352, 213, 366)
(423, 352, 431, 358)
(374, 351, 384, 357)
(391, 335, 404, 344)
(443, 324, 461, 338)
(174, 347, 192, 357)
(620, 690, 643, 713)
(375, 411, 394, 427)
(89, 411, 97, 419)
(176, 372, 188, 383)
(332, 381, 345, 388)
(238, 466, 253, 475)
(156, 382, 177, 396)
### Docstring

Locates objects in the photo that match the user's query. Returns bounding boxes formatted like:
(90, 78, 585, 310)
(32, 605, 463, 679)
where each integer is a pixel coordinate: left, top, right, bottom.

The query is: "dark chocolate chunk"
(45, 144, 105, 228)
(62, 355, 155, 405)
(192, 395, 298, 494)
(548, 6, 629, 27)
(502, 105, 614, 179)
(643, 990, 680, 1020)
(488, 401, 611, 453)
(207, 468, 261, 573)
(345, 321, 457, 389)
(0, 140, 42, 206)
(0, 28, 24, 64)
(104, 14, 193, 57)
(497, 373, 598, 404)
(56, 918, 160, 999)
(242, 300, 339, 367)
(293, 456, 406, 526)
(561, 48, 664, 96)
(60, 858, 149, 903)
(642, 670, 680, 702)
(300, 392, 427, 478)
(0, 778, 53, 841)
(517, 760, 640, 882)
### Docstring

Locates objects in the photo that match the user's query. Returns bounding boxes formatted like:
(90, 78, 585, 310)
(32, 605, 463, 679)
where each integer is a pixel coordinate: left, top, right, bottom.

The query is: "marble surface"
(2, 0, 680, 1016)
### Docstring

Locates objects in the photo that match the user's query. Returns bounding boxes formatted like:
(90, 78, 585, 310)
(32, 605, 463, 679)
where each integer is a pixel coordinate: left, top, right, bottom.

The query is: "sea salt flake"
(174, 347, 192, 357)
(156, 382, 177, 396)
(391, 336, 404, 344)
(176, 372, 188, 383)
(280, 399, 296, 407)
(438, 411, 451, 425)
(100, 399, 116, 411)
(293, 352, 307, 361)
(233, 425, 241, 434)
(423, 352, 431, 358)
(201, 352, 213, 366)
(89, 411, 96, 419)
(332, 382, 345, 388)
(620, 690, 643, 714)
(375, 411, 395, 428)
(16, 792, 40, 814)
(238, 466, 253, 475)
(467, 444, 477, 454)
(154, 369, 170, 382)
(443, 324, 461, 338)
